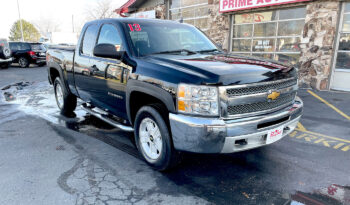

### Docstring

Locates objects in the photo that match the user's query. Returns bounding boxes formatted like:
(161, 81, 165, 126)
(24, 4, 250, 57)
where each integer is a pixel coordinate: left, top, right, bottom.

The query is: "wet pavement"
(0, 66, 349, 205)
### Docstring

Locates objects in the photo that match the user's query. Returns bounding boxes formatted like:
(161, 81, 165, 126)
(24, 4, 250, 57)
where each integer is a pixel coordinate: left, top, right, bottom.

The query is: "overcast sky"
(0, 0, 128, 39)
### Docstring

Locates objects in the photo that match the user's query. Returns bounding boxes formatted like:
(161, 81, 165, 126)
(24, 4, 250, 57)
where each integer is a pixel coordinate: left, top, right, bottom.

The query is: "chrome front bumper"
(169, 97, 303, 153)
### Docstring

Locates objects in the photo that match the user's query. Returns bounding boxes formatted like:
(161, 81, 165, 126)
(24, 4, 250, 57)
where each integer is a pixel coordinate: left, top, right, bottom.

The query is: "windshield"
(125, 22, 217, 56)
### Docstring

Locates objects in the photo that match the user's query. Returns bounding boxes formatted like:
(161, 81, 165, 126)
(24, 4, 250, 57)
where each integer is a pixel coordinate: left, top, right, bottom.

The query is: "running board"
(81, 104, 134, 132)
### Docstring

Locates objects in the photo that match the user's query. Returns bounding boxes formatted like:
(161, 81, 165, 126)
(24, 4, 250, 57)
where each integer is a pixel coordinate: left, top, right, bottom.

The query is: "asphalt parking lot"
(0, 66, 349, 205)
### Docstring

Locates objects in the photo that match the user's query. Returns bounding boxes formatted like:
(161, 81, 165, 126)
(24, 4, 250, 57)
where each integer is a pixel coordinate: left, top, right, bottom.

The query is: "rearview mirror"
(93, 43, 125, 60)
(216, 43, 223, 50)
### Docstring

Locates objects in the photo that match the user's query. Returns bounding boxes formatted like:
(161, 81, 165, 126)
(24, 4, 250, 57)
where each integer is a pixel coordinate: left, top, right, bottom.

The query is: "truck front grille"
(226, 78, 297, 97)
(220, 77, 298, 118)
(227, 92, 296, 115)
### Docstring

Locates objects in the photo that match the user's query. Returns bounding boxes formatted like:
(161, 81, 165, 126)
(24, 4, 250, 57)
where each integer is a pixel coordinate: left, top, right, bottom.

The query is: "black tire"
(0, 63, 9, 69)
(134, 104, 181, 171)
(18, 57, 29, 68)
(38, 63, 46, 67)
(54, 77, 77, 117)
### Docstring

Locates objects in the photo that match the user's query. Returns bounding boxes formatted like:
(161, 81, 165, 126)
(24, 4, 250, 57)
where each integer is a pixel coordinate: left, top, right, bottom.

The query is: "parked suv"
(0, 39, 12, 69)
(9, 42, 46, 68)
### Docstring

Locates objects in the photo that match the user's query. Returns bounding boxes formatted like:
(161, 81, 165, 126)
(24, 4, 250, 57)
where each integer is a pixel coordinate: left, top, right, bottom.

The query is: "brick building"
(116, 0, 350, 91)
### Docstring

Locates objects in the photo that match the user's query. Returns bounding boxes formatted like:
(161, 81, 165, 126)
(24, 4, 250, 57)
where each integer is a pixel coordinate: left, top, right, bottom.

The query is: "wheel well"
(49, 67, 60, 84)
(129, 91, 169, 125)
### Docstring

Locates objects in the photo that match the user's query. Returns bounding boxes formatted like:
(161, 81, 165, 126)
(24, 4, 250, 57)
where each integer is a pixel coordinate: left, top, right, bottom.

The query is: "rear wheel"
(54, 77, 77, 117)
(134, 104, 181, 171)
(18, 57, 29, 68)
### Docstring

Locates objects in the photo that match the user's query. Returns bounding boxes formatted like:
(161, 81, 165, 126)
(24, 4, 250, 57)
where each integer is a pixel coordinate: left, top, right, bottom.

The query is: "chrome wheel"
(139, 118, 163, 160)
(55, 83, 64, 109)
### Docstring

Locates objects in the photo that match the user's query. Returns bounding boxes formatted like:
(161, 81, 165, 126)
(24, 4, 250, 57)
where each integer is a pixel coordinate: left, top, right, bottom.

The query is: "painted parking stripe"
(307, 90, 350, 121)
(290, 128, 350, 152)
(297, 122, 307, 131)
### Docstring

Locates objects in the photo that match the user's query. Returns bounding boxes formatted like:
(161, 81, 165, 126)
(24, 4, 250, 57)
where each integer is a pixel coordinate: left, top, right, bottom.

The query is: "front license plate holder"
(266, 126, 284, 144)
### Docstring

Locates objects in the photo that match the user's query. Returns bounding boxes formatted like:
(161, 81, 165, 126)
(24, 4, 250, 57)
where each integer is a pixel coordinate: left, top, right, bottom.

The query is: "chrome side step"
(81, 104, 134, 132)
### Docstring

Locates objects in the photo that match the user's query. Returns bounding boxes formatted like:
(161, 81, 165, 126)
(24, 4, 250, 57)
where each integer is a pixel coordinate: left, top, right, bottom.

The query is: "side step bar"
(81, 104, 134, 132)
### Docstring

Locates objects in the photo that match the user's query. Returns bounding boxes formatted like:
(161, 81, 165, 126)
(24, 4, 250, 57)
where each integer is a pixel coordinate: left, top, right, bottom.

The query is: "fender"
(126, 79, 176, 125)
(47, 61, 72, 95)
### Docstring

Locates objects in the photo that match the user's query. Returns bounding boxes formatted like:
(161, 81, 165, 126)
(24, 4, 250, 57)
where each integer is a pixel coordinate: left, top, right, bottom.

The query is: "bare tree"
(85, 0, 118, 21)
(34, 17, 61, 36)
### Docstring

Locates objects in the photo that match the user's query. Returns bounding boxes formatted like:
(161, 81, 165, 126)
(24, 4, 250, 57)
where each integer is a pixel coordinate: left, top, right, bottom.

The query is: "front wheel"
(54, 77, 77, 116)
(134, 104, 181, 171)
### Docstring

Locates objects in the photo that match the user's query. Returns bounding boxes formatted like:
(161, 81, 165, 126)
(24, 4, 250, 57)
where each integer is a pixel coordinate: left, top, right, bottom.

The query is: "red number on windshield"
(128, 24, 142, 31)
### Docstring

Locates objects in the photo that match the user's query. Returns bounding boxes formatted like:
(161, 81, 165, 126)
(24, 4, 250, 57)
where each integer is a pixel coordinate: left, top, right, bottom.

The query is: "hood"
(143, 53, 297, 86)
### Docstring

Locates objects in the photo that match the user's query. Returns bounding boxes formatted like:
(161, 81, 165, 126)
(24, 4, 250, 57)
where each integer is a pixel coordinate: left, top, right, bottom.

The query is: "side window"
(21, 43, 30, 50)
(10, 43, 18, 51)
(97, 24, 122, 51)
(81, 24, 99, 56)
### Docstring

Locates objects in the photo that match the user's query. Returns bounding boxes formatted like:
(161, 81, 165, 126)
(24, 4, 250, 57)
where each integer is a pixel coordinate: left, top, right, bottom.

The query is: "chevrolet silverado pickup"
(47, 18, 303, 171)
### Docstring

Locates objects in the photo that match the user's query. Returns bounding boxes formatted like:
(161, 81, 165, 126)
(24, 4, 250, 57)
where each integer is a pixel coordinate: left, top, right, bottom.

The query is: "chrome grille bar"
(219, 77, 298, 119)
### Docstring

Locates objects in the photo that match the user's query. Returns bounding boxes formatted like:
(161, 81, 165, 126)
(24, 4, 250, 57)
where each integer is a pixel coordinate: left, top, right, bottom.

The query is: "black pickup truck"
(47, 18, 303, 171)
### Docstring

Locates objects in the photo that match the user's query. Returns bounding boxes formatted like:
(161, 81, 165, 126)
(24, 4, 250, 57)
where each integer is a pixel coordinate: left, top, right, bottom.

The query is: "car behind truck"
(0, 39, 12, 69)
(47, 18, 303, 171)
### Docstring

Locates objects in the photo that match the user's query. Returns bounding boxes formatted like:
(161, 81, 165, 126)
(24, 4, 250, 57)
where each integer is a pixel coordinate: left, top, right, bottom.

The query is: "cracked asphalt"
(0, 66, 349, 205)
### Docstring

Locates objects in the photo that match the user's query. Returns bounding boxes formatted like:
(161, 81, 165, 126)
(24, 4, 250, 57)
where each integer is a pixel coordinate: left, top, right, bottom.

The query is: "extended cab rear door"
(73, 24, 99, 102)
(90, 23, 129, 119)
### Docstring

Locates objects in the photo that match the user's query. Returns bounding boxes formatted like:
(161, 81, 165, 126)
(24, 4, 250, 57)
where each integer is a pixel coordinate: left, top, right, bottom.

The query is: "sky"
(0, 0, 128, 39)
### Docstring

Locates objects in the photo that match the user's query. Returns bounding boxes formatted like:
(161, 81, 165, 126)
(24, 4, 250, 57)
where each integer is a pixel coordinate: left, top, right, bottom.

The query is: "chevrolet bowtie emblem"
(267, 91, 280, 101)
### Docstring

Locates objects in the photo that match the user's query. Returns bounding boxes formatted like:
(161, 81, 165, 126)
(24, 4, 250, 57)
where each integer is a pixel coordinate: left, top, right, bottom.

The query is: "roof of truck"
(86, 18, 183, 26)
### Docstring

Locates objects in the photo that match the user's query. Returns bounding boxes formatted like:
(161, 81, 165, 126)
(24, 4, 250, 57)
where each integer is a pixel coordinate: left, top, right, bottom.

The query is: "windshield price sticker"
(128, 24, 142, 31)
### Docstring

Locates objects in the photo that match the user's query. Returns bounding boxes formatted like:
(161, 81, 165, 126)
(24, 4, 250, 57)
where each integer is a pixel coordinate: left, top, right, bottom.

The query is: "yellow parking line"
(295, 128, 350, 144)
(297, 122, 307, 131)
(307, 90, 350, 121)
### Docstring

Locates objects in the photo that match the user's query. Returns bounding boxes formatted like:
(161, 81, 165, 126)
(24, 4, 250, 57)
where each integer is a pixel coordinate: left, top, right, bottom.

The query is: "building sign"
(130, 10, 155, 19)
(220, 0, 310, 13)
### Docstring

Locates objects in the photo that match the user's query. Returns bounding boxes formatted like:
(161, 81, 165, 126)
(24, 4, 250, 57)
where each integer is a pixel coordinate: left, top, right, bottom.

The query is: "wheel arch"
(48, 65, 71, 94)
(126, 80, 176, 126)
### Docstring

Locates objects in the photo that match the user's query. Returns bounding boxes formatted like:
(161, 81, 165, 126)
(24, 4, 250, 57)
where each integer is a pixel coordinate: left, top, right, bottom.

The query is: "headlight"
(177, 84, 219, 116)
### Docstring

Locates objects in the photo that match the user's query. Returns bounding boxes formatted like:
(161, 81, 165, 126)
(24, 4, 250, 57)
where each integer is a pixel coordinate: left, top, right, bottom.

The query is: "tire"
(54, 77, 77, 117)
(0, 46, 10, 59)
(134, 104, 181, 171)
(0, 63, 9, 69)
(3, 47, 11, 59)
(38, 63, 46, 67)
(18, 57, 29, 68)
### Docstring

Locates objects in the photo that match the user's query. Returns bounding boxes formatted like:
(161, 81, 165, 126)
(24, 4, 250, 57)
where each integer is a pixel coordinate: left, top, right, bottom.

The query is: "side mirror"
(93, 43, 125, 60)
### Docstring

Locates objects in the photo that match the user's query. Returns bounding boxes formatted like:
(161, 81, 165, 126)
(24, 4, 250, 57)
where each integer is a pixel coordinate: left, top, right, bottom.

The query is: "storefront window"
(170, 0, 209, 30)
(335, 3, 350, 70)
(231, 7, 306, 66)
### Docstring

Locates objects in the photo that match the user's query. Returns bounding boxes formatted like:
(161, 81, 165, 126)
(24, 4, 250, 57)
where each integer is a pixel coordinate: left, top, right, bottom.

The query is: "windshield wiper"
(150, 49, 197, 55)
(196, 49, 221, 53)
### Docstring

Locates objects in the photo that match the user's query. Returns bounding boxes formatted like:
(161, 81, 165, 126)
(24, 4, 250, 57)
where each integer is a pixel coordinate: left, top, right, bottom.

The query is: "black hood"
(142, 53, 297, 86)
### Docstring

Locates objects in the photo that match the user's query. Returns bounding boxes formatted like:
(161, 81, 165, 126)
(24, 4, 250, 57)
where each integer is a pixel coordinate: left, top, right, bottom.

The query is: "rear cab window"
(81, 24, 99, 56)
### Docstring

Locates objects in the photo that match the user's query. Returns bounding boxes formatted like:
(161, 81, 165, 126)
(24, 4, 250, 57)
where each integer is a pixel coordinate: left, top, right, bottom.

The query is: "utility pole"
(72, 15, 74, 33)
(16, 0, 24, 42)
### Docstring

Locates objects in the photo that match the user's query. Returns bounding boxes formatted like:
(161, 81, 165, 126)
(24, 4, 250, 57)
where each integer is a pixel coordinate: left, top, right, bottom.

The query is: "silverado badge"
(267, 91, 280, 101)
